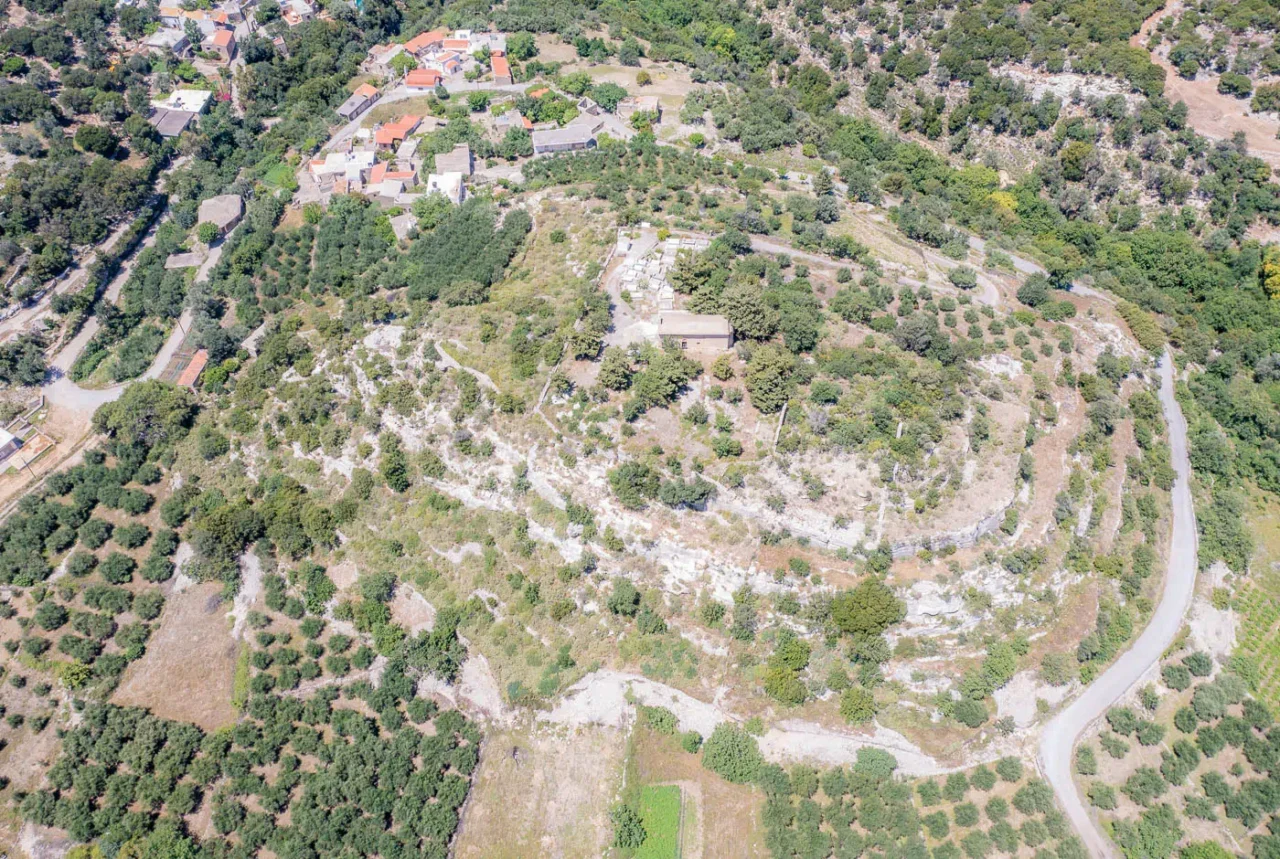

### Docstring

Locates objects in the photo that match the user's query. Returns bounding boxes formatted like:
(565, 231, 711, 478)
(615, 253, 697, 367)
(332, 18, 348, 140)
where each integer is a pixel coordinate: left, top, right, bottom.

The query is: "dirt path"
(1130, 2, 1280, 169)
(1038, 349, 1198, 858)
(540, 669, 954, 775)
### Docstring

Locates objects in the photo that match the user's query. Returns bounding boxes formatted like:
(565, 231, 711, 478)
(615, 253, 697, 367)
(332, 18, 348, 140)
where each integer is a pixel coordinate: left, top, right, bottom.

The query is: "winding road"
(1039, 348, 1198, 858)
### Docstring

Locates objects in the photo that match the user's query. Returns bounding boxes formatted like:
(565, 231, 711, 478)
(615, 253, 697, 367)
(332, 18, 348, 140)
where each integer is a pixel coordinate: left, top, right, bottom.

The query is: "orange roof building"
(369, 163, 417, 184)
(404, 29, 446, 54)
(176, 350, 209, 389)
(374, 115, 421, 147)
(442, 38, 470, 50)
(211, 30, 234, 46)
(352, 83, 379, 99)
(404, 68, 442, 88)
(491, 53, 511, 83)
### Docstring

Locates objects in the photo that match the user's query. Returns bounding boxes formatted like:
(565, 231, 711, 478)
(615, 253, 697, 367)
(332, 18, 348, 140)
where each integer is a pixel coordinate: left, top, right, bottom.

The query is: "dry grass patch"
(112, 581, 239, 731)
(454, 725, 626, 858)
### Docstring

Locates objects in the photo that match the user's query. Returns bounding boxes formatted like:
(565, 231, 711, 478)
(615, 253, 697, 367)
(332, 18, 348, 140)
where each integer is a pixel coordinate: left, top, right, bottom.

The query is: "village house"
(364, 43, 407, 77)
(491, 53, 512, 86)
(657, 311, 733, 354)
(197, 194, 244, 234)
(374, 115, 421, 150)
(422, 50, 463, 76)
(493, 110, 532, 135)
(309, 148, 377, 184)
(159, 6, 232, 29)
(143, 28, 191, 59)
(176, 350, 209, 390)
(617, 95, 662, 122)
(220, 0, 245, 23)
(148, 88, 213, 138)
(204, 29, 236, 63)
(336, 83, 379, 120)
(433, 143, 472, 176)
(151, 89, 215, 114)
(531, 116, 602, 154)
(390, 213, 416, 242)
(404, 29, 446, 57)
(425, 172, 465, 205)
(368, 162, 418, 199)
(149, 108, 195, 137)
(281, 0, 315, 26)
(404, 68, 442, 91)
(468, 30, 506, 53)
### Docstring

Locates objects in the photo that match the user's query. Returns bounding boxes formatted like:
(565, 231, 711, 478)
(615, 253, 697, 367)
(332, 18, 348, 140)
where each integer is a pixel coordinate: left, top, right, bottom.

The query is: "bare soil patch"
(112, 581, 240, 731)
(1131, 3, 1280, 169)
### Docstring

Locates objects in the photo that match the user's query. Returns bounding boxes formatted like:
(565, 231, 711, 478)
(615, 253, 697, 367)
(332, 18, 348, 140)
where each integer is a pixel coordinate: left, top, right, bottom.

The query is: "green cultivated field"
(636, 785, 682, 859)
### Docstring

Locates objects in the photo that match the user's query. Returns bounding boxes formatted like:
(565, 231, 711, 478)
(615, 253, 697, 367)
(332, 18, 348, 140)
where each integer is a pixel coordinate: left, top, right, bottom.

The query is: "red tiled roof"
(521, 115, 533, 130)
(442, 38, 469, 50)
(404, 29, 445, 53)
(404, 69, 441, 87)
(176, 350, 208, 388)
(491, 54, 510, 78)
(353, 83, 379, 98)
(374, 115, 420, 145)
(211, 30, 234, 46)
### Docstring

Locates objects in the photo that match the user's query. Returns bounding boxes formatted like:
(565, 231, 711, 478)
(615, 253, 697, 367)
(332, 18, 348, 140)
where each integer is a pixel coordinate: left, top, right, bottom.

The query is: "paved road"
(1039, 348, 1197, 858)
(42, 227, 230, 411)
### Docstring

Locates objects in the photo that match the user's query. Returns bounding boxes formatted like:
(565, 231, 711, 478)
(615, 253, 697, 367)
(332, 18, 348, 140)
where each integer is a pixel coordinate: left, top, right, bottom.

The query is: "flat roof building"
(151, 88, 214, 113)
(531, 119, 600, 154)
(433, 143, 472, 176)
(425, 172, 464, 204)
(0, 429, 23, 464)
(144, 27, 191, 57)
(657, 311, 733, 354)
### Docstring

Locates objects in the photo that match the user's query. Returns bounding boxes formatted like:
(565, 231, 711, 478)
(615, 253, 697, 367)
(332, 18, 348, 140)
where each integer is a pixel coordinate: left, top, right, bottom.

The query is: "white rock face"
(1188, 561, 1238, 663)
(993, 670, 1074, 728)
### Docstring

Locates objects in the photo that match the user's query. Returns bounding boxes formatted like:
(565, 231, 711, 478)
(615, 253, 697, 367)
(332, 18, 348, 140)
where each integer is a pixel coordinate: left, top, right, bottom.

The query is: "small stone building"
(657, 311, 733, 354)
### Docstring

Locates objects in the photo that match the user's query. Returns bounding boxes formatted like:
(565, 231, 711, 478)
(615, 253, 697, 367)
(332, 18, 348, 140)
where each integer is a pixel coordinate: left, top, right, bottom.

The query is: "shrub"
(995, 756, 1022, 783)
(1088, 782, 1117, 809)
(970, 766, 996, 791)
(954, 698, 987, 728)
(100, 553, 137, 585)
(1183, 652, 1213, 677)
(835, 682, 874, 724)
(1075, 745, 1098, 775)
(954, 802, 979, 827)
(610, 804, 646, 848)
(1162, 663, 1192, 691)
(701, 724, 762, 784)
